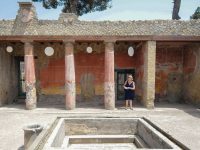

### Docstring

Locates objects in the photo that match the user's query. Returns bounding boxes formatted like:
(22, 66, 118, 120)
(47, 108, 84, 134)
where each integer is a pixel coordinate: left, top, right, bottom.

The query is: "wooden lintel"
(0, 35, 200, 42)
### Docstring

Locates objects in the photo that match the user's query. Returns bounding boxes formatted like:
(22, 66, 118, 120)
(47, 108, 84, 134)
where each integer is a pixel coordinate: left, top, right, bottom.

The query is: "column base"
(25, 83, 37, 110)
(65, 104, 75, 110)
(104, 82, 115, 110)
(65, 93, 76, 110)
(146, 105, 154, 109)
(144, 99, 154, 109)
(26, 104, 36, 110)
(65, 84, 76, 110)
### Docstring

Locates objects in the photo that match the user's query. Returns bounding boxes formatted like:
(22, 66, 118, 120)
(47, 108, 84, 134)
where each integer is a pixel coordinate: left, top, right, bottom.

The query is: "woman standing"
(123, 75, 135, 110)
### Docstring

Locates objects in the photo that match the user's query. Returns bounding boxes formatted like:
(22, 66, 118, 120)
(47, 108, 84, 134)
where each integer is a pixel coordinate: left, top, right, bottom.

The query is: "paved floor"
(0, 102, 199, 150)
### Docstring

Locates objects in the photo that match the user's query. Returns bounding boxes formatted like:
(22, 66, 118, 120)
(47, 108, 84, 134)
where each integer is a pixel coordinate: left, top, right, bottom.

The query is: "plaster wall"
(156, 47, 183, 102)
(183, 44, 200, 106)
(0, 47, 18, 106)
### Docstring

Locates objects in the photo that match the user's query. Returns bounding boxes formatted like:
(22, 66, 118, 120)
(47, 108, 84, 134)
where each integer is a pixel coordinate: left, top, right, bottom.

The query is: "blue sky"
(0, 0, 199, 20)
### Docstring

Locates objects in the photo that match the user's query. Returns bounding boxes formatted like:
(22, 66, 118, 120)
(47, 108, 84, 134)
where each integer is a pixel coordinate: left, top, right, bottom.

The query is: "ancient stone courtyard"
(0, 102, 200, 150)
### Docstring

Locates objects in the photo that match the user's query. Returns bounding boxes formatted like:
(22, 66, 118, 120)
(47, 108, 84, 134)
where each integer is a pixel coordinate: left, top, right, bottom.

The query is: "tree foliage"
(172, 0, 181, 20)
(191, 7, 200, 19)
(32, 0, 112, 16)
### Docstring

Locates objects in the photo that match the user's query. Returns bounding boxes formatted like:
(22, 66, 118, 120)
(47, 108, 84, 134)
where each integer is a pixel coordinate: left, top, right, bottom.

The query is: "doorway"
(17, 57, 26, 97)
(115, 69, 135, 100)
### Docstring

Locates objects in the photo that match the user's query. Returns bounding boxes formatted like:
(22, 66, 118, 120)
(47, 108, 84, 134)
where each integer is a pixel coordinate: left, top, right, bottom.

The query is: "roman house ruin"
(0, 2, 200, 110)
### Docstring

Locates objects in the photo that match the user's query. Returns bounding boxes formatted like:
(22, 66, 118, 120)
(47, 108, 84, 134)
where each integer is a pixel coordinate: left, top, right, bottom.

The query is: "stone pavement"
(0, 102, 199, 150)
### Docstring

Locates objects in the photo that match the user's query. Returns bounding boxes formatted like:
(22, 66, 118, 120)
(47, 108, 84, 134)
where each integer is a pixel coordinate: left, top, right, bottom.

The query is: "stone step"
(13, 97, 25, 104)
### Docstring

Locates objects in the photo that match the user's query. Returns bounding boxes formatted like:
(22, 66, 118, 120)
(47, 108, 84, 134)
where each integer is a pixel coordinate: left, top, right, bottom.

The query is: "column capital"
(145, 40, 156, 45)
(105, 41, 115, 52)
(64, 40, 74, 55)
(62, 39, 75, 44)
(21, 39, 34, 44)
(104, 39, 116, 44)
(23, 40, 34, 55)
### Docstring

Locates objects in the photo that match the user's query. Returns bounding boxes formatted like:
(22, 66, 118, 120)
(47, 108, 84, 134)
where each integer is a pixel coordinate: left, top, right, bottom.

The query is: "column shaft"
(104, 42, 115, 110)
(143, 41, 156, 109)
(24, 42, 37, 110)
(64, 42, 76, 110)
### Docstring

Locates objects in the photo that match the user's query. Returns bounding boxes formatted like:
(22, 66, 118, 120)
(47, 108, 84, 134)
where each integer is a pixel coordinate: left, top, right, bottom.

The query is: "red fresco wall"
(39, 47, 185, 101)
(75, 51, 104, 85)
(183, 49, 196, 74)
(39, 49, 144, 96)
(40, 58, 65, 89)
(155, 48, 183, 99)
(182, 46, 200, 106)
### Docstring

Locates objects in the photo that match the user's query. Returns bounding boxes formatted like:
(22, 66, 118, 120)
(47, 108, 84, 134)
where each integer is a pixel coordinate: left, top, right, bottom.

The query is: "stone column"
(104, 41, 115, 110)
(142, 41, 156, 109)
(24, 41, 37, 110)
(64, 41, 76, 110)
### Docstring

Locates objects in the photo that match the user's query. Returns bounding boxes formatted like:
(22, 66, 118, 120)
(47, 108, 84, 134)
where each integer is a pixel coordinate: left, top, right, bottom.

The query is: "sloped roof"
(0, 19, 200, 37)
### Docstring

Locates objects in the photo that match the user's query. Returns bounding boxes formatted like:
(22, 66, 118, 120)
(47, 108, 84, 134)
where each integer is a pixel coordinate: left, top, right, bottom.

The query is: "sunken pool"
(31, 117, 183, 150)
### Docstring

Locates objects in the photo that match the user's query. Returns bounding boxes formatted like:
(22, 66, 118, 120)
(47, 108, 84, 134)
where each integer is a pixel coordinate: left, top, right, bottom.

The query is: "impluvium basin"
(38, 117, 183, 150)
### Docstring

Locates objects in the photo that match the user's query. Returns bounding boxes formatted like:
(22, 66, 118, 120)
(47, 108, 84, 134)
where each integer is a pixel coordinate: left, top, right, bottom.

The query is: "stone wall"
(0, 46, 18, 106)
(183, 44, 200, 106)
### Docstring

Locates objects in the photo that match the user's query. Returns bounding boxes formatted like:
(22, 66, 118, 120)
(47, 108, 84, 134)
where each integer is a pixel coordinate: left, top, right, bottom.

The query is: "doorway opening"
(115, 69, 135, 100)
(17, 57, 26, 98)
